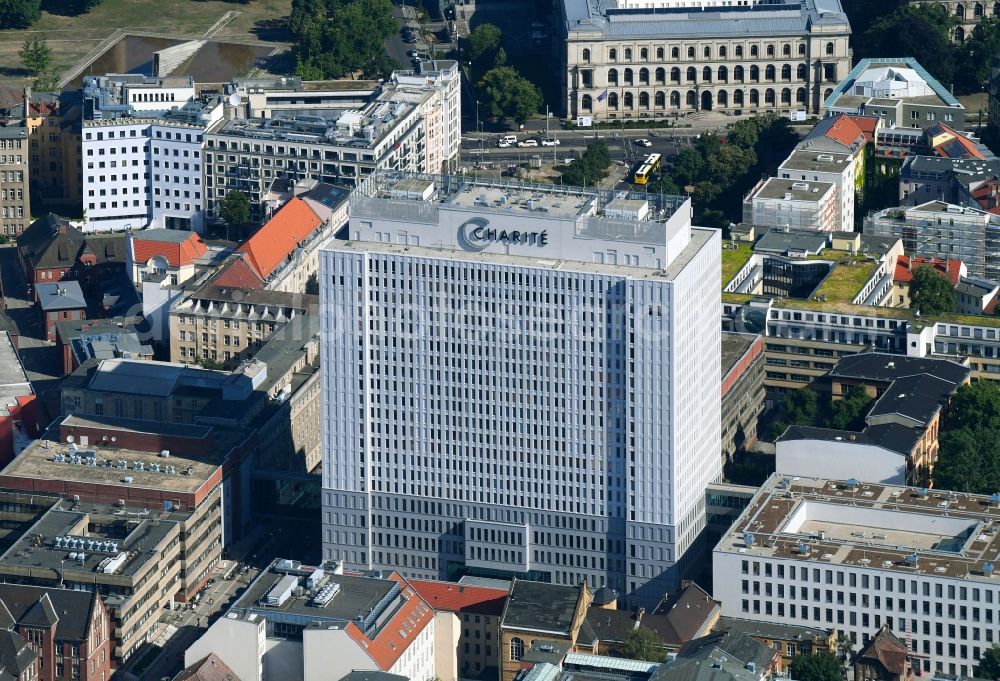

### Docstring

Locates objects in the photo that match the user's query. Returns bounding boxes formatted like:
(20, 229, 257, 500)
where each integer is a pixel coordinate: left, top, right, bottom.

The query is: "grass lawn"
(0, 0, 291, 81)
(720, 242, 753, 287)
(813, 261, 878, 304)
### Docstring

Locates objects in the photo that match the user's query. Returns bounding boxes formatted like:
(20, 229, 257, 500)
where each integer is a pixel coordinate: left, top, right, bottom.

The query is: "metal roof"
(565, 653, 660, 673)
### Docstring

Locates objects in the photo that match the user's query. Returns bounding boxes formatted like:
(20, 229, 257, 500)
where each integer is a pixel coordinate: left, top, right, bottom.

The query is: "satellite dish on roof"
(66, 435, 74, 444)
(229, 93, 242, 107)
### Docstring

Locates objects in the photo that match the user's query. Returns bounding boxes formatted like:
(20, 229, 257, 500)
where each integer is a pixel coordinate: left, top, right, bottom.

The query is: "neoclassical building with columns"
(558, 0, 852, 121)
(910, 0, 1000, 42)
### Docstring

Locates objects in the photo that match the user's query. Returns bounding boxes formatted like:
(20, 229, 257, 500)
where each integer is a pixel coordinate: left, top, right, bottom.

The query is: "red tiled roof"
(894, 255, 962, 286)
(847, 114, 879, 142)
(857, 626, 909, 675)
(131, 232, 208, 268)
(822, 114, 877, 148)
(410, 579, 508, 616)
(237, 198, 323, 281)
(210, 257, 265, 289)
(344, 572, 434, 671)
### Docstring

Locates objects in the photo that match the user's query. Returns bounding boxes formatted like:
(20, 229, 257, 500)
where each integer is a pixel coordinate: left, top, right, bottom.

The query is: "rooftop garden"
(721, 242, 753, 287)
(812, 259, 879, 304)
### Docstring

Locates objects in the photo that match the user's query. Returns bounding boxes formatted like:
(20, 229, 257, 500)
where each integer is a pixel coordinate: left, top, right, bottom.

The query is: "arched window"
(976, 2, 985, 16)
(639, 91, 650, 108)
(655, 91, 665, 108)
(798, 44, 806, 56)
(609, 48, 618, 61)
(796, 87, 806, 104)
(686, 90, 697, 107)
(511, 639, 525, 662)
(765, 88, 775, 104)
(582, 48, 591, 62)
(781, 64, 792, 81)
(734, 65, 745, 82)
(750, 45, 759, 57)
(955, 26, 966, 41)
(749, 89, 759, 105)
(656, 47, 664, 60)
(782, 44, 791, 56)
(624, 68, 634, 84)
(825, 41, 834, 55)
(640, 48, 648, 60)
(734, 89, 744, 106)
(797, 64, 807, 81)
(718, 89, 729, 107)
(781, 88, 791, 104)
(624, 48, 633, 61)
(719, 46, 727, 58)
(671, 47, 680, 59)
(765, 65, 776, 81)
(687, 46, 695, 58)
(718, 65, 728, 82)
(704, 46, 711, 58)
(703, 66, 712, 82)
(582, 94, 593, 111)
(670, 91, 681, 108)
(957, 3, 966, 17)
(608, 68, 619, 85)
(624, 92, 634, 108)
(687, 66, 697, 82)
(671, 67, 681, 83)
(750, 65, 760, 81)
(608, 92, 619, 109)
(736, 45, 744, 58)
(701, 90, 712, 111)
(655, 67, 666, 84)
(766, 44, 775, 57)
(640, 68, 650, 84)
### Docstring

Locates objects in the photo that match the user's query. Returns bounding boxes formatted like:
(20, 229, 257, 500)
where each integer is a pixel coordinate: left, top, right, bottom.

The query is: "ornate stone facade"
(559, 0, 852, 120)
(911, 0, 1000, 42)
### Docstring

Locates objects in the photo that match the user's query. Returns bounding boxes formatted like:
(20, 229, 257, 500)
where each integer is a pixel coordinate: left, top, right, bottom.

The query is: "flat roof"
(2, 416, 228, 495)
(0, 332, 31, 414)
(716, 474, 1000, 581)
(754, 177, 834, 202)
(502, 580, 582, 635)
(722, 332, 757, 377)
(779, 150, 852, 174)
(328, 226, 716, 284)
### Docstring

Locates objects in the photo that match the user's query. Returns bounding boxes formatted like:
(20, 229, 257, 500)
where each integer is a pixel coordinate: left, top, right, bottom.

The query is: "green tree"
(825, 385, 873, 431)
(857, 5, 957, 88)
(769, 388, 820, 440)
(466, 23, 501, 65)
(957, 18, 1000, 91)
(946, 381, 1000, 431)
(362, 52, 400, 81)
(477, 67, 541, 124)
(219, 190, 251, 235)
(935, 427, 1000, 494)
(909, 265, 956, 315)
(19, 36, 50, 77)
(650, 174, 681, 195)
(978, 645, 1000, 681)
(562, 141, 612, 187)
(0, 0, 40, 28)
(306, 273, 320, 295)
(790, 652, 845, 681)
(620, 627, 664, 663)
(290, 0, 399, 80)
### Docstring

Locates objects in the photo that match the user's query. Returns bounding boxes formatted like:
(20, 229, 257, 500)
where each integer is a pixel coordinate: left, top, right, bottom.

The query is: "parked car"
(498, 140, 512, 148)
(540, 138, 560, 146)
(517, 139, 539, 147)
(635, 138, 652, 147)
(408, 49, 420, 58)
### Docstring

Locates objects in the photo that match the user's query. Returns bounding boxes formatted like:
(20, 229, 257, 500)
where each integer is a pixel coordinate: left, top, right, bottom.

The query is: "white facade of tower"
(320, 173, 721, 605)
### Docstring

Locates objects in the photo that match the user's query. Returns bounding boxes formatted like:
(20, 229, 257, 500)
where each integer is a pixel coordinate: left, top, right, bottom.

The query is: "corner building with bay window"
(319, 171, 721, 606)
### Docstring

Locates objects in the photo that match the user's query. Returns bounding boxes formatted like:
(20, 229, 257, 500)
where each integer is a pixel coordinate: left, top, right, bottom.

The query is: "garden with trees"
(933, 380, 1000, 494)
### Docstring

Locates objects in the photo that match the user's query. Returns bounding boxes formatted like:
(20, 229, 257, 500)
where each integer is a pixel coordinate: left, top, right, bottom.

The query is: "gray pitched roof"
(19, 593, 58, 629)
(36, 281, 86, 311)
(0, 630, 34, 681)
(0, 584, 97, 641)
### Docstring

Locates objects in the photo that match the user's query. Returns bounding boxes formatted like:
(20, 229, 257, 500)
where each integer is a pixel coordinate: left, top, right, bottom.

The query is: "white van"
(498, 135, 517, 147)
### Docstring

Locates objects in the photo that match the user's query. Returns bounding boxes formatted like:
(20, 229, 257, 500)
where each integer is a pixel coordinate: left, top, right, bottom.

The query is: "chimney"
(22, 85, 30, 117)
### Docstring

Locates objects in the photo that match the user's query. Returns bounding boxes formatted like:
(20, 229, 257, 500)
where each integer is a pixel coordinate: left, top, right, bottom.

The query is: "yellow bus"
(645, 153, 661, 173)
(634, 163, 654, 184)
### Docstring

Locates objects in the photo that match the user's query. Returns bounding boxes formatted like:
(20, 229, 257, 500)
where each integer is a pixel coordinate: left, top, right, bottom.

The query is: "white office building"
(81, 74, 223, 232)
(714, 474, 1000, 677)
(320, 171, 721, 606)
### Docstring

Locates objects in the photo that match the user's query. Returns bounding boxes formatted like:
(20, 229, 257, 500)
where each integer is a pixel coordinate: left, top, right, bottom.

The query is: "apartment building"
(187, 561, 436, 681)
(825, 59, 965, 130)
(721, 332, 765, 466)
(81, 74, 224, 232)
(714, 474, 1000, 676)
(0, 120, 30, 237)
(559, 0, 852, 121)
(21, 89, 83, 209)
(777, 150, 856, 231)
(168, 281, 317, 366)
(746, 178, 838, 232)
(204, 62, 460, 221)
(322, 172, 721, 605)
(865, 201, 1000, 281)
